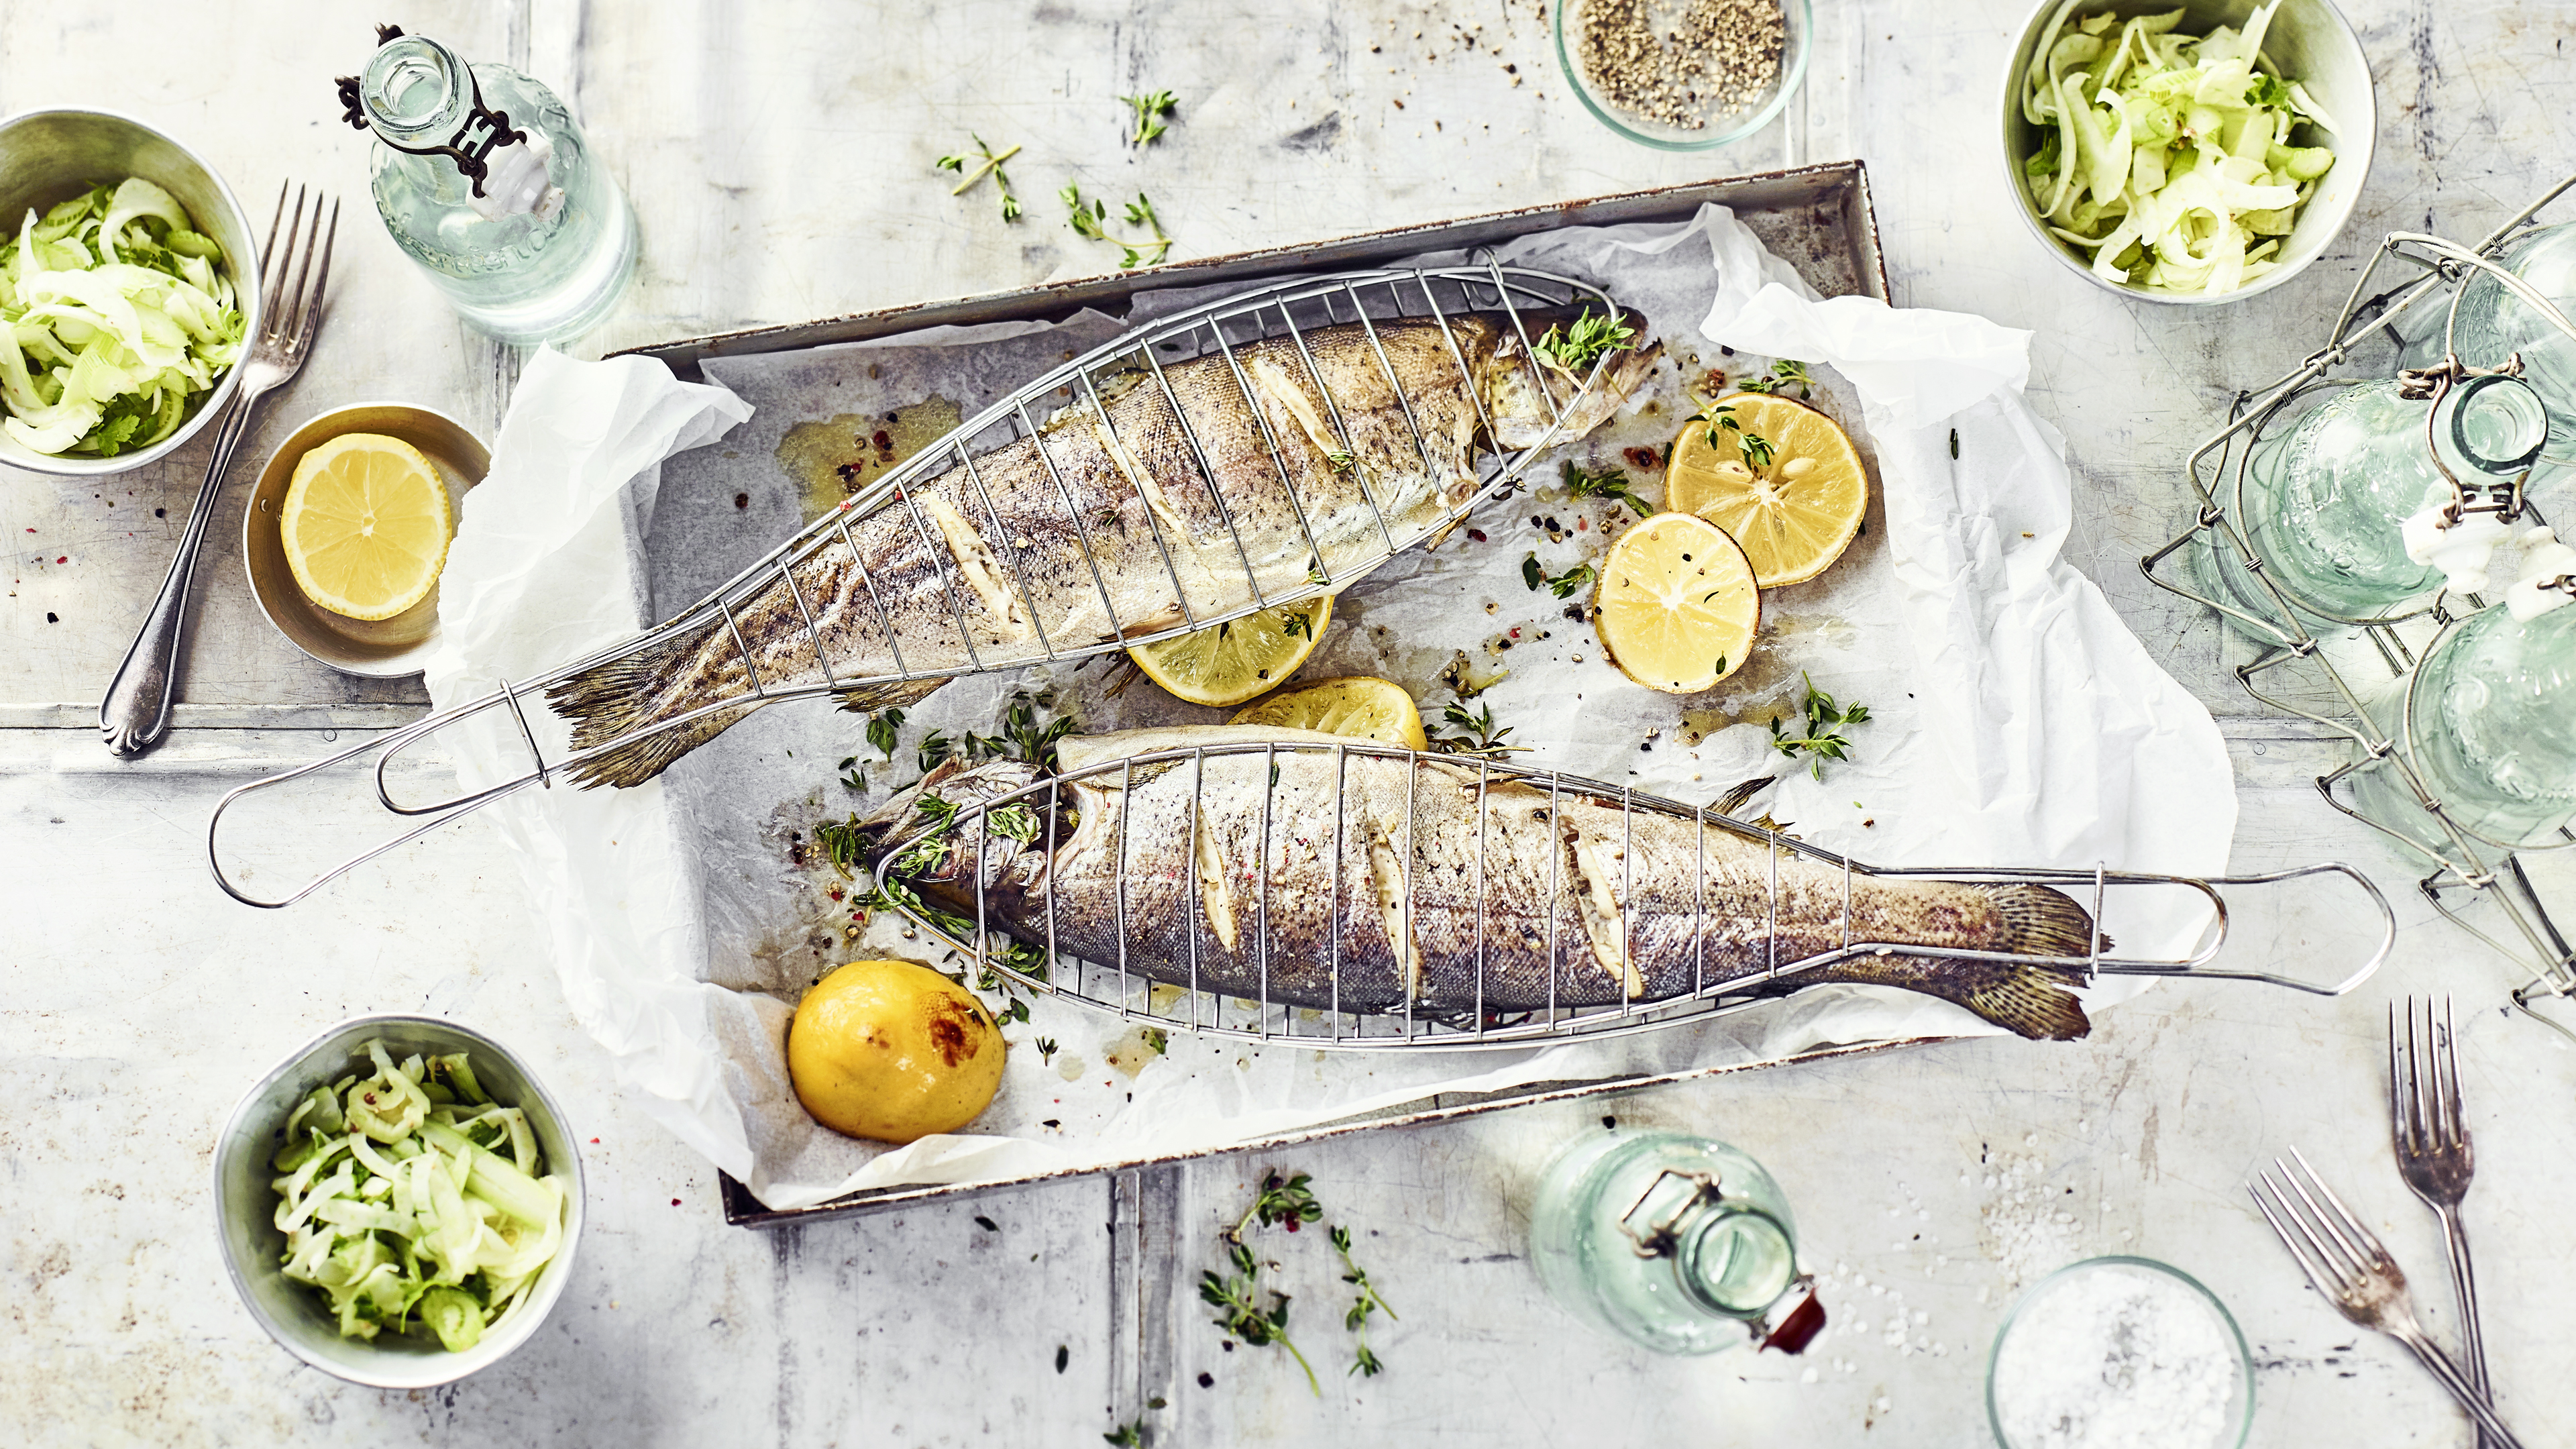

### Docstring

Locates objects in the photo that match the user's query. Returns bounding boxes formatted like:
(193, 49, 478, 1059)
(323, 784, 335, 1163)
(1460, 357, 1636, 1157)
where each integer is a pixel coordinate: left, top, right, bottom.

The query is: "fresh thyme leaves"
(1534, 309, 1638, 373)
(1282, 607, 1314, 640)
(1324, 449, 1358, 475)
(1121, 89, 1179, 147)
(935, 133, 1022, 220)
(1735, 358, 1815, 399)
(1696, 402, 1776, 470)
(1200, 1240, 1320, 1396)
(1036, 1036, 1059, 1064)
(837, 755, 869, 792)
(888, 796, 963, 877)
(916, 728, 955, 773)
(1428, 699, 1526, 760)
(1103, 1419, 1145, 1448)
(1001, 688, 1081, 772)
(1230, 1171, 1322, 1240)
(813, 814, 868, 879)
(865, 706, 906, 761)
(1142, 1026, 1169, 1055)
(1063, 184, 1175, 269)
(987, 802, 1042, 843)
(1521, 552, 1594, 600)
(1330, 1224, 1397, 1377)
(1769, 673, 1872, 780)
(1561, 458, 1652, 517)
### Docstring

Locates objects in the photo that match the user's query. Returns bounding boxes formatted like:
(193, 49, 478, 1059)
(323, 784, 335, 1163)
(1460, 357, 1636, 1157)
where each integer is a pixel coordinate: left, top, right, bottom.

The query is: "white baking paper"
(437, 211, 2235, 1210)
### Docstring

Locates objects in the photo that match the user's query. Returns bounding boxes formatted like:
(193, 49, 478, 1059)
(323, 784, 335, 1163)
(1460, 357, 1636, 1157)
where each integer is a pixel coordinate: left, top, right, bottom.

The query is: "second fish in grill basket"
(858, 727, 2396, 1051)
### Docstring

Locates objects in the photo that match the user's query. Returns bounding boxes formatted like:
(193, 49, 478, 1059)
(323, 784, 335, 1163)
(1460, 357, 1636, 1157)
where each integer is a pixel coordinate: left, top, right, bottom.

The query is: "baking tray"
(615, 160, 1894, 1228)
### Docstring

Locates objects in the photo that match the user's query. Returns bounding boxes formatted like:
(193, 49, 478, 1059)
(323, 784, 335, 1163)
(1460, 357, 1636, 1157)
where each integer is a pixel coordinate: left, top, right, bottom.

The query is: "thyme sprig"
(1331, 1224, 1396, 1377)
(935, 133, 1022, 220)
(1064, 184, 1174, 269)
(865, 706, 906, 761)
(1200, 1240, 1320, 1397)
(1769, 673, 1872, 780)
(1521, 552, 1594, 600)
(1534, 309, 1637, 373)
(1121, 90, 1179, 147)
(1735, 358, 1815, 399)
(1561, 458, 1653, 518)
(1428, 699, 1527, 761)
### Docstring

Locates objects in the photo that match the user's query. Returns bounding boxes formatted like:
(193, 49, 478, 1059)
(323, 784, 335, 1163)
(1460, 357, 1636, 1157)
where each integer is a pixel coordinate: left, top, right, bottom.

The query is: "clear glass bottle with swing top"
(339, 28, 637, 346)
(2398, 221, 2576, 466)
(1528, 1128, 1822, 1356)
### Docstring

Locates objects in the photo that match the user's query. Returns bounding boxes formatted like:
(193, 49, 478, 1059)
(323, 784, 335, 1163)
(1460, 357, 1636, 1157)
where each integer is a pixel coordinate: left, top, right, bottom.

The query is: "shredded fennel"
(0, 178, 244, 455)
(2020, 2, 2335, 297)
(268, 1039, 567, 1352)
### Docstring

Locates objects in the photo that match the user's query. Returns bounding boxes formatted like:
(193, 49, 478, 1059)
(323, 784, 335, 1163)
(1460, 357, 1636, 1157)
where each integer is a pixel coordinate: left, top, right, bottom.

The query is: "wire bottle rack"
(2139, 172, 2576, 1042)
(208, 262, 1642, 908)
(865, 737, 2392, 1050)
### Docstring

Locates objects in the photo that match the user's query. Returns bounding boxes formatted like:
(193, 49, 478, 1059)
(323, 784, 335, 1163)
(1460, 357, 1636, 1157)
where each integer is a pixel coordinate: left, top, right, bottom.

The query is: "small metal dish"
(0, 108, 261, 476)
(213, 1014, 586, 1389)
(1555, 0, 1813, 152)
(1998, 0, 2375, 305)
(1986, 1255, 2255, 1449)
(242, 402, 488, 678)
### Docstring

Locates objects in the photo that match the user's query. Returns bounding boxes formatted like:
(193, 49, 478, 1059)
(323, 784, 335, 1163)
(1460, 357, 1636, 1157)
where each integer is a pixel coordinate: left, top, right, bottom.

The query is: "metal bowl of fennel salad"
(213, 1015, 585, 1388)
(1998, 0, 2374, 304)
(0, 108, 258, 475)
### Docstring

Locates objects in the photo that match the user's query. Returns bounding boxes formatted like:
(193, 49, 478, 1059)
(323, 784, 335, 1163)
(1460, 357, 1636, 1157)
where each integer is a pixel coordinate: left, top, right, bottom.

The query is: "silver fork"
(2394, 997, 2493, 1447)
(100, 183, 338, 756)
(2249, 1148, 2525, 1449)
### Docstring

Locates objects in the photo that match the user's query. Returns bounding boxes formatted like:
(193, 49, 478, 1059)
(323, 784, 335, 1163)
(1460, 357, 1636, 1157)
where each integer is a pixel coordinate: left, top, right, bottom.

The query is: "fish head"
(1478, 304, 1662, 452)
(861, 757, 1058, 908)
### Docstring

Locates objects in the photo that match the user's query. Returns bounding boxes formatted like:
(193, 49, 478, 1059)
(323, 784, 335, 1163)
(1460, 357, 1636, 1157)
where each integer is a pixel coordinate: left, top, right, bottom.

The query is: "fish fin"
(1797, 883, 2104, 1041)
(564, 700, 764, 789)
(543, 625, 746, 788)
(830, 675, 954, 714)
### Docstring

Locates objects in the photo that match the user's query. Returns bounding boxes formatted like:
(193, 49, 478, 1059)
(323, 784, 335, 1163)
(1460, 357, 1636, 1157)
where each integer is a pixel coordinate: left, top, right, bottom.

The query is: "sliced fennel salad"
(2021, 1, 2338, 296)
(0, 178, 244, 456)
(269, 1040, 568, 1353)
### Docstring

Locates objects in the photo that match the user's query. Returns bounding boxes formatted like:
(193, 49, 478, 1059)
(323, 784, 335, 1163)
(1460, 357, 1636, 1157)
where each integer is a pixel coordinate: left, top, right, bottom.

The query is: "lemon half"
(1228, 674, 1428, 749)
(1664, 392, 1869, 588)
(280, 433, 453, 621)
(1128, 594, 1331, 707)
(1593, 513, 1760, 695)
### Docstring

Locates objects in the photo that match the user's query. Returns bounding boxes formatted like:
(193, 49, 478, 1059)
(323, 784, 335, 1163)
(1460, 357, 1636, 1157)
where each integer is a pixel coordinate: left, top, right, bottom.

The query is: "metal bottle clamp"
(333, 24, 527, 198)
(1615, 1167, 1827, 1353)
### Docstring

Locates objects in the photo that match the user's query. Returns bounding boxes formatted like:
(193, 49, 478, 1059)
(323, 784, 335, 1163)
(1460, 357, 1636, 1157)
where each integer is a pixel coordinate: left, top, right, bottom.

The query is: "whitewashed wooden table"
(5, 3, 2573, 1444)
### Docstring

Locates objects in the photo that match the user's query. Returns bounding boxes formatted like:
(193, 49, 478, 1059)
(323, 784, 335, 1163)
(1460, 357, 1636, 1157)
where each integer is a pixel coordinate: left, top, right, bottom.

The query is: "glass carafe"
(2398, 222, 2576, 464)
(2202, 373, 2549, 621)
(1528, 1128, 1821, 1356)
(340, 29, 637, 346)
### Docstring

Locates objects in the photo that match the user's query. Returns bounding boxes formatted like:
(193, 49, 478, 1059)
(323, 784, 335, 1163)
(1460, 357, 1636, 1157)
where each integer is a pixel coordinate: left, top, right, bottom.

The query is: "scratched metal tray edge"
(716, 1036, 1936, 1228)
(614, 159, 1890, 380)
(609, 162, 1895, 1228)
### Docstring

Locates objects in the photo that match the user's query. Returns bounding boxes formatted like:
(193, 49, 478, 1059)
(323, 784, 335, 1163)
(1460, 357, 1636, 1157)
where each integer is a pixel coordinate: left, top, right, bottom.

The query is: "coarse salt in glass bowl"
(1986, 1256, 2255, 1449)
(1555, 0, 1814, 150)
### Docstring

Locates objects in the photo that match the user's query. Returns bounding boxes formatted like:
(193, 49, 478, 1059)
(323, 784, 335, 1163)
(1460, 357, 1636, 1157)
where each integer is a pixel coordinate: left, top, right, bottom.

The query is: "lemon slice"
(1128, 594, 1332, 707)
(1664, 392, 1869, 588)
(280, 433, 453, 621)
(1228, 674, 1428, 749)
(1593, 513, 1760, 695)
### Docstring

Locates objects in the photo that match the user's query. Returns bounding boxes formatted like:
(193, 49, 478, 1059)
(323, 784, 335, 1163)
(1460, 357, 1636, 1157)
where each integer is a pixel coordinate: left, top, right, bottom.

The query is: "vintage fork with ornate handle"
(100, 182, 337, 757)
(2393, 997, 2493, 1449)
(2248, 1149, 2524, 1449)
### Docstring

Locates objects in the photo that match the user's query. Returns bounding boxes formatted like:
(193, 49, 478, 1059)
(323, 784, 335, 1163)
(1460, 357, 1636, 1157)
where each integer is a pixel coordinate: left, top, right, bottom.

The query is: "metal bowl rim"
(239, 400, 489, 680)
(0, 105, 261, 474)
(211, 1012, 587, 1389)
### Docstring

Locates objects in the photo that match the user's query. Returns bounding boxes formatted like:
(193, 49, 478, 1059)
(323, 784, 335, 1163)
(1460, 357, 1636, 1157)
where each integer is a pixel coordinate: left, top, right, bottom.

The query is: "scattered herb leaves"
(1735, 358, 1815, 399)
(1331, 1224, 1397, 1377)
(1063, 184, 1174, 269)
(1521, 552, 1594, 600)
(1561, 458, 1652, 517)
(935, 133, 1022, 220)
(1534, 309, 1637, 373)
(1768, 673, 1873, 780)
(1121, 89, 1179, 147)
(1428, 699, 1526, 761)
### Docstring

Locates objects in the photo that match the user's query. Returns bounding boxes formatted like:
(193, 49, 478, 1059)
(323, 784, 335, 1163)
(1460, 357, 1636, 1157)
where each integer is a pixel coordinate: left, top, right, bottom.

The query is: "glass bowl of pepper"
(1554, 0, 1813, 150)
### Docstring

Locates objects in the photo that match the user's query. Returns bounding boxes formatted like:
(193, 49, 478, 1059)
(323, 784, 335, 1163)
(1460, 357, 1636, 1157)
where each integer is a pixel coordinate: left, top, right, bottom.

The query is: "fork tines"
(2391, 996, 2469, 1162)
(2247, 1146, 2407, 1312)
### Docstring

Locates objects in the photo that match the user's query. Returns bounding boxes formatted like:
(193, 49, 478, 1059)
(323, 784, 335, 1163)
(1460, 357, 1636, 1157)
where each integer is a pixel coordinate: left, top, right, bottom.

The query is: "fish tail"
(1803, 883, 2104, 1042)
(829, 676, 953, 714)
(545, 623, 749, 789)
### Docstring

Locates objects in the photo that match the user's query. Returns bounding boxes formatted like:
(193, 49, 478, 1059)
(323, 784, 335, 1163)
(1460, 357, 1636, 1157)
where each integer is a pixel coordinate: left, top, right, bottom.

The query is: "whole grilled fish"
(869, 727, 2102, 1041)
(549, 308, 1658, 788)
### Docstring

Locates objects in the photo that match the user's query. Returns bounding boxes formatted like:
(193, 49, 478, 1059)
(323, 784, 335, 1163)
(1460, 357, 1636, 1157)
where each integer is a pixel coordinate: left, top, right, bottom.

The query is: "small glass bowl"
(1554, 0, 1813, 150)
(1986, 1256, 2255, 1449)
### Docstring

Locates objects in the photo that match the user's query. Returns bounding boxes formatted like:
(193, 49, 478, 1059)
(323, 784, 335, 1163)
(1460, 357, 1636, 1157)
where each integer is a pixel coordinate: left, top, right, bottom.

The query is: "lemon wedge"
(1128, 594, 1332, 707)
(280, 433, 453, 621)
(1593, 513, 1760, 695)
(1664, 392, 1869, 588)
(1228, 674, 1428, 749)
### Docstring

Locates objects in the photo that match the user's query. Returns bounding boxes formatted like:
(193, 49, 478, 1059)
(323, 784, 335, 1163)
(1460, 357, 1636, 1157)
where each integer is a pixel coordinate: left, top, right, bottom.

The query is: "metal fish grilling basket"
(863, 737, 2394, 1051)
(208, 263, 1638, 908)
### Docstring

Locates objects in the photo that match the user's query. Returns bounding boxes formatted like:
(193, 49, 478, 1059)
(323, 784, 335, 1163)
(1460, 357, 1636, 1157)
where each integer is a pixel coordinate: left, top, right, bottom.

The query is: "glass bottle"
(1528, 1128, 1822, 1356)
(2354, 537, 2576, 850)
(2398, 222, 2576, 465)
(339, 29, 637, 346)
(2199, 373, 2549, 622)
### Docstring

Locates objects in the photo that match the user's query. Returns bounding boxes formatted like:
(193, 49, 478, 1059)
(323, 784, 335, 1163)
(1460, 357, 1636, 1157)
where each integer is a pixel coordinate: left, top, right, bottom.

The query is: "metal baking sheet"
(613, 160, 1894, 1228)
